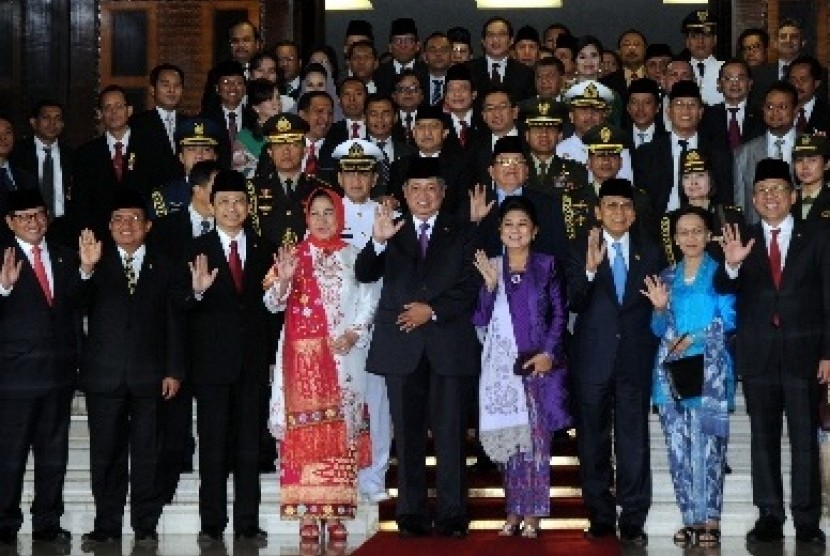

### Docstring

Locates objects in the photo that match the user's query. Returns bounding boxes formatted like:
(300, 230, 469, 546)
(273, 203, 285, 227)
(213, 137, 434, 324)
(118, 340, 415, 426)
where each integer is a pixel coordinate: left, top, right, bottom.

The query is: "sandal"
(697, 528, 721, 547)
(673, 526, 696, 547)
(521, 523, 541, 538)
(498, 521, 521, 537)
(300, 521, 320, 542)
(327, 521, 348, 542)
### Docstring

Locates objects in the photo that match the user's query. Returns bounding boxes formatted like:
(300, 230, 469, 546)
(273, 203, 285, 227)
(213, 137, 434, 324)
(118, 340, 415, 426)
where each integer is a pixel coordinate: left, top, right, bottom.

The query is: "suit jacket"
(632, 131, 734, 213)
(79, 245, 184, 396)
(129, 109, 187, 189)
(373, 59, 430, 98)
(354, 212, 481, 377)
(10, 136, 74, 206)
(0, 240, 80, 398)
(177, 230, 275, 385)
(71, 135, 146, 238)
(714, 221, 830, 378)
(388, 150, 472, 215)
(147, 209, 197, 263)
(201, 104, 256, 170)
(699, 102, 765, 151)
(803, 99, 830, 135)
(566, 230, 664, 388)
(749, 61, 830, 112)
(467, 57, 535, 103)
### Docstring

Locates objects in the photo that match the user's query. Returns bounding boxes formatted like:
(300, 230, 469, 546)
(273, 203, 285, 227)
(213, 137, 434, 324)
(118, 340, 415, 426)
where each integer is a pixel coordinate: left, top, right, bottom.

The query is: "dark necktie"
(404, 114, 414, 143)
(431, 79, 443, 105)
(42, 146, 55, 214)
(284, 177, 294, 195)
(32, 245, 53, 305)
(677, 139, 689, 189)
(459, 121, 469, 148)
(200, 220, 211, 236)
(781, 64, 790, 79)
(773, 138, 784, 159)
(418, 221, 430, 258)
(797, 107, 808, 132)
(697, 61, 705, 80)
(491, 62, 501, 84)
(305, 143, 318, 176)
(227, 111, 238, 144)
(376, 140, 390, 187)
(539, 160, 548, 180)
(124, 254, 137, 295)
(228, 239, 244, 293)
(113, 141, 124, 182)
(351, 121, 361, 139)
(727, 107, 741, 150)
(637, 132, 647, 147)
(0, 167, 12, 191)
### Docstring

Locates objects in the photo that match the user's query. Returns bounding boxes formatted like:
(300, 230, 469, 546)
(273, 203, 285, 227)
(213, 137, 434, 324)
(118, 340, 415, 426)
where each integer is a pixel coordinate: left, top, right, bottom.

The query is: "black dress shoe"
(135, 529, 159, 544)
(620, 526, 648, 546)
(746, 515, 784, 543)
(197, 529, 223, 542)
(796, 526, 826, 545)
(234, 528, 267, 542)
(0, 531, 16, 546)
(81, 530, 122, 543)
(584, 522, 616, 539)
(396, 515, 431, 538)
(435, 519, 468, 538)
(32, 527, 72, 543)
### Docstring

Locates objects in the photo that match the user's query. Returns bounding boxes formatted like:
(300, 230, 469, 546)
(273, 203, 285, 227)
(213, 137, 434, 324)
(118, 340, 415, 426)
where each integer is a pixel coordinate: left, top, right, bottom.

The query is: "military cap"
(583, 124, 627, 154)
(682, 9, 717, 33)
(668, 80, 702, 100)
(680, 149, 709, 175)
(793, 133, 829, 159)
(111, 189, 146, 213)
(754, 158, 792, 185)
(332, 139, 383, 172)
(176, 118, 220, 148)
(515, 25, 540, 45)
(6, 188, 46, 215)
(555, 33, 578, 57)
(564, 80, 613, 110)
(262, 113, 308, 144)
(390, 18, 418, 39)
(645, 43, 673, 61)
(406, 157, 442, 181)
(598, 178, 634, 200)
(523, 99, 568, 127)
(346, 19, 373, 40)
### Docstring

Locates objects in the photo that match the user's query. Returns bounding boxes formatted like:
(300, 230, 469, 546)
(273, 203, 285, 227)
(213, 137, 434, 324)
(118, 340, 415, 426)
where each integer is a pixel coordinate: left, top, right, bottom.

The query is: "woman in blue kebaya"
(641, 205, 736, 549)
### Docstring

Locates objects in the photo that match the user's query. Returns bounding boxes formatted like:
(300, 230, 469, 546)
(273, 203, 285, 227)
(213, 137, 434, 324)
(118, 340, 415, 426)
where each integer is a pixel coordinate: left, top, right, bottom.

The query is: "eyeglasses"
(483, 103, 512, 113)
(111, 214, 143, 225)
(670, 99, 701, 109)
(741, 43, 764, 52)
(676, 228, 707, 238)
(395, 85, 420, 94)
(493, 157, 525, 167)
(720, 75, 748, 82)
(600, 200, 634, 211)
(391, 36, 417, 45)
(754, 183, 791, 195)
(11, 210, 47, 223)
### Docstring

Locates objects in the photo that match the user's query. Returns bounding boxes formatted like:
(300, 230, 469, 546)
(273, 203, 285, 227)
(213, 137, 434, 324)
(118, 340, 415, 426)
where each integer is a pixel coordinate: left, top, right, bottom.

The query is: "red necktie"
(769, 228, 781, 289)
(727, 108, 741, 150)
(797, 108, 808, 132)
(31, 245, 53, 305)
(491, 62, 501, 84)
(113, 141, 124, 182)
(228, 240, 243, 293)
(351, 121, 361, 139)
(305, 143, 318, 176)
(459, 120, 469, 148)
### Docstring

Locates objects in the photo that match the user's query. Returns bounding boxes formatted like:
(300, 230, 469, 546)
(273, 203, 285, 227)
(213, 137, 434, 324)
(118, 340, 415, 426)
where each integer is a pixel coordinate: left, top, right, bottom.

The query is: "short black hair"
(737, 27, 769, 50)
(228, 20, 260, 42)
(672, 204, 713, 231)
(787, 55, 823, 81)
(535, 56, 564, 74)
(543, 23, 570, 37)
(29, 99, 64, 120)
(364, 93, 397, 114)
(482, 85, 514, 106)
(247, 78, 278, 107)
(337, 76, 367, 97)
(481, 17, 513, 40)
(297, 90, 333, 113)
(718, 57, 751, 80)
(393, 68, 421, 88)
(499, 196, 539, 227)
(190, 160, 220, 188)
(97, 84, 129, 108)
(149, 63, 184, 87)
(617, 29, 647, 49)
(778, 18, 803, 31)
(273, 39, 300, 54)
(425, 31, 449, 46)
(347, 40, 378, 59)
(765, 80, 799, 107)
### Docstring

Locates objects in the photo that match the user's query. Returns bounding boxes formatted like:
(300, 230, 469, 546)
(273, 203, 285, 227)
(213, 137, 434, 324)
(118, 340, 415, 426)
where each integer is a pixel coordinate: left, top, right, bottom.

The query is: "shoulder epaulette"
(246, 179, 261, 236)
(659, 214, 676, 267)
(151, 190, 167, 218)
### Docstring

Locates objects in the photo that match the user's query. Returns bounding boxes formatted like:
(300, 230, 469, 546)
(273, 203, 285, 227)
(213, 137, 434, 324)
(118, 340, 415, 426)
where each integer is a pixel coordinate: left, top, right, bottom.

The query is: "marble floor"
(1, 534, 827, 556)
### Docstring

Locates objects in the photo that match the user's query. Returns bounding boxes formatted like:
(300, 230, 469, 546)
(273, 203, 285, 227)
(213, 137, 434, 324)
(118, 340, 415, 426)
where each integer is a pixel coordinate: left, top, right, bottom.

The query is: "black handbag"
(662, 334, 704, 401)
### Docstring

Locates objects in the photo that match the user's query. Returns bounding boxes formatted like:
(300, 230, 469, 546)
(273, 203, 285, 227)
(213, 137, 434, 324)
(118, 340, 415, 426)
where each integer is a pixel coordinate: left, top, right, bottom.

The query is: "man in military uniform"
(331, 139, 395, 503)
(556, 80, 635, 182)
(150, 118, 220, 218)
(249, 113, 337, 247)
(522, 98, 588, 195)
(562, 124, 654, 241)
(682, 9, 724, 106)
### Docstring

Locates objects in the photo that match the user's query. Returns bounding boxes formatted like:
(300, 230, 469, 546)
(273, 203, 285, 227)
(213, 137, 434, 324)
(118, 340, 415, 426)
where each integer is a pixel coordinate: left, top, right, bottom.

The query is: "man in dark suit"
(275, 40, 303, 101)
(715, 158, 829, 546)
(200, 61, 255, 171)
(10, 100, 73, 224)
(77, 190, 183, 546)
(443, 63, 486, 154)
(566, 178, 663, 545)
(355, 157, 481, 538)
(0, 189, 80, 548)
(467, 16, 535, 103)
(699, 59, 764, 152)
(467, 86, 521, 187)
(250, 114, 336, 248)
(787, 56, 830, 135)
(327, 77, 368, 145)
(792, 134, 830, 223)
(200, 20, 262, 113)
(625, 78, 666, 149)
(373, 18, 430, 98)
(179, 169, 274, 544)
(72, 85, 148, 239)
(633, 81, 734, 213)
(0, 114, 38, 243)
(364, 94, 416, 199)
(130, 64, 187, 192)
(298, 91, 339, 186)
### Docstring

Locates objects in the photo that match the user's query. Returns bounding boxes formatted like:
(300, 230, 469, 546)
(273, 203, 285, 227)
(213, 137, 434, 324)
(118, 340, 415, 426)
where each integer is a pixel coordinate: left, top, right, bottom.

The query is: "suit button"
(616, 334, 620, 339)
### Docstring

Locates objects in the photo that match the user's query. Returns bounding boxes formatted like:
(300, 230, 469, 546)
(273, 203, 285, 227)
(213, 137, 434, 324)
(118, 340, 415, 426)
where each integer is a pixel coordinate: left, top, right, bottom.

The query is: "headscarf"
(304, 187, 347, 251)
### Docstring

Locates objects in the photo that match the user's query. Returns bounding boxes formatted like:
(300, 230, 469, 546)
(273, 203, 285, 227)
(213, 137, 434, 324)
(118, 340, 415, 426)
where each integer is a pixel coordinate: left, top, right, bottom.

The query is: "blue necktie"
(418, 222, 430, 258)
(612, 242, 626, 303)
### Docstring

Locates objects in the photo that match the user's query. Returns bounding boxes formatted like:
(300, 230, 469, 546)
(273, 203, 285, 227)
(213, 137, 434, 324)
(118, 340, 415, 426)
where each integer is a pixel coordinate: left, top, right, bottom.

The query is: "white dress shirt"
(118, 244, 146, 281)
(669, 132, 699, 211)
(34, 137, 65, 217)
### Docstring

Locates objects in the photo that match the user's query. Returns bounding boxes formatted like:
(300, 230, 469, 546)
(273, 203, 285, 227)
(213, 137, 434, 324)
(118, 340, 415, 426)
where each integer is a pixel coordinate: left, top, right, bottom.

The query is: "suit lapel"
(622, 237, 645, 307)
(46, 243, 65, 306)
(747, 225, 774, 287)
(780, 223, 805, 289)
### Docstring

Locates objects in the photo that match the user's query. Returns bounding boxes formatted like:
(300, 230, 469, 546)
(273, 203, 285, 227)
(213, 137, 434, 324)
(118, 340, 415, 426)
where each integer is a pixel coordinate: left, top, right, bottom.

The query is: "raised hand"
(640, 274, 669, 311)
(372, 202, 405, 244)
(0, 247, 22, 290)
(473, 249, 499, 292)
(78, 229, 102, 273)
(189, 253, 218, 294)
(585, 227, 607, 273)
(469, 183, 495, 223)
(718, 223, 754, 269)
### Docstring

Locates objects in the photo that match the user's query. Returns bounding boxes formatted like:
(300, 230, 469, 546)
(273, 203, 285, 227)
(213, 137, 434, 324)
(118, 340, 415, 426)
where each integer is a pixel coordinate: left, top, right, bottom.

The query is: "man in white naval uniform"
(682, 9, 724, 106)
(332, 138, 394, 503)
(556, 80, 634, 182)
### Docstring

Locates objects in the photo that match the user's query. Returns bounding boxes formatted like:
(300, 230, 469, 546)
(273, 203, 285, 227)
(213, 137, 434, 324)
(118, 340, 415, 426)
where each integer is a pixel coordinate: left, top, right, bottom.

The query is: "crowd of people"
(1, 7, 830, 553)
